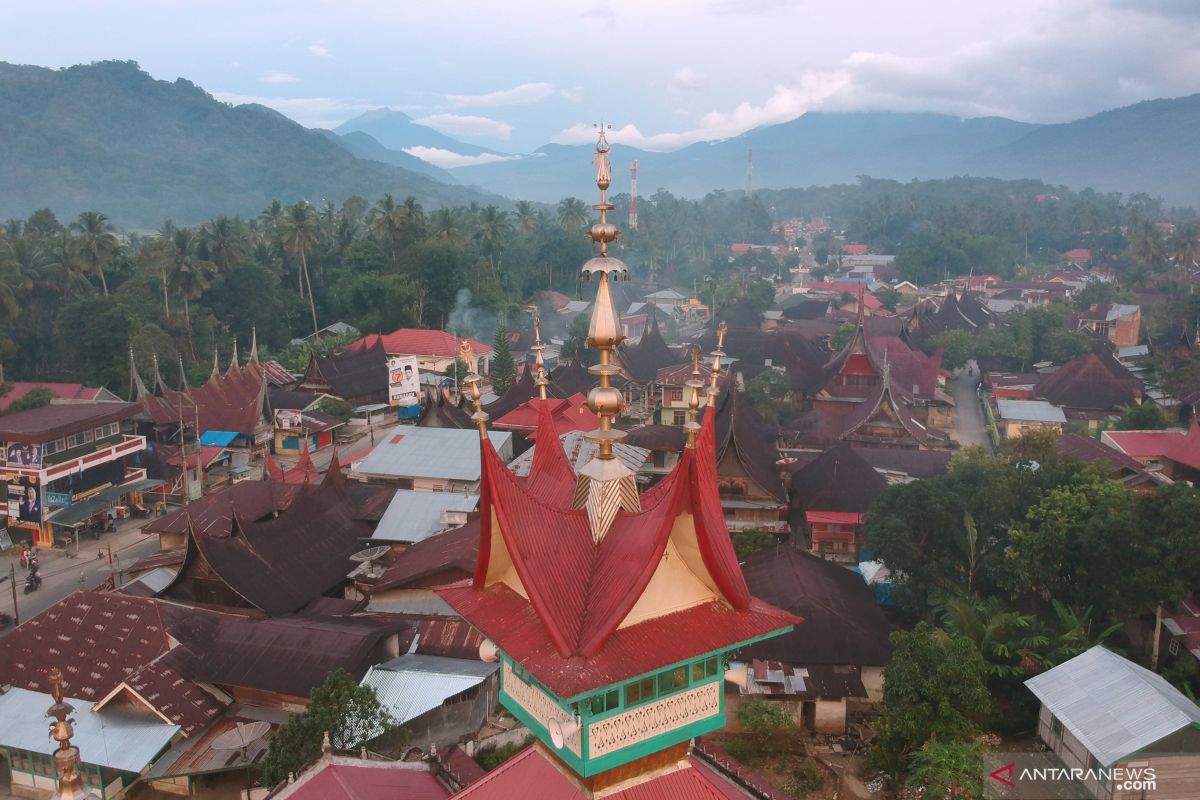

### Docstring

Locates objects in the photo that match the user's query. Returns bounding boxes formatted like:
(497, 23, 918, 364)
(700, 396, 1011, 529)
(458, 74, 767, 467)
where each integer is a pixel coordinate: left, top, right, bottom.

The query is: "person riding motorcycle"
(24, 562, 42, 593)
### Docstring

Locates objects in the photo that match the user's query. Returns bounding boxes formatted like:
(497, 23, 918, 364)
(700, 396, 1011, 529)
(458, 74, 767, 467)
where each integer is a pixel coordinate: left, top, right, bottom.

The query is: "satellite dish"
(350, 545, 391, 563)
(549, 718, 580, 750)
(211, 721, 271, 752)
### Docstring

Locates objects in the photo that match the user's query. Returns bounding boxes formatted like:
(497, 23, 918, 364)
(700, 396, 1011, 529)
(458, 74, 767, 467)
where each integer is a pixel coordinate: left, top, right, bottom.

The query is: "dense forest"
(1, 175, 1197, 395)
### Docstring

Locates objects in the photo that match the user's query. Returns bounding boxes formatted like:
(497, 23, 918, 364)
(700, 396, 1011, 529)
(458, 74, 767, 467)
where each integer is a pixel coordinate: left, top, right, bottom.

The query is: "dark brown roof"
(160, 612, 408, 699)
(0, 591, 223, 736)
(1057, 433, 1154, 488)
(1035, 351, 1142, 411)
(268, 389, 323, 410)
(713, 384, 788, 504)
(855, 447, 951, 479)
(178, 469, 383, 616)
(789, 442, 888, 514)
(621, 424, 687, 452)
(419, 389, 474, 429)
(143, 480, 303, 537)
(0, 401, 140, 443)
(904, 291, 994, 348)
(372, 521, 480, 592)
(301, 337, 389, 404)
(739, 546, 892, 666)
(618, 314, 684, 383)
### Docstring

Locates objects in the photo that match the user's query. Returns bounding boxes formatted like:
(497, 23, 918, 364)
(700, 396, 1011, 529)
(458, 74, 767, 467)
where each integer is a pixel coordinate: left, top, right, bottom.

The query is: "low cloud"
(670, 67, 707, 92)
(404, 146, 523, 169)
(308, 41, 332, 58)
(447, 82, 555, 108)
(259, 71, 298, 84)
(212, 91, 374, 129)
(413, 113, 514, 140)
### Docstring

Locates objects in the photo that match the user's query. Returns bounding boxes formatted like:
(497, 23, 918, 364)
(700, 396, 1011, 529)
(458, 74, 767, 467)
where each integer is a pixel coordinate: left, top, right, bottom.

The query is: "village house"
(350, 426, 512, 491)
(1025, 646, 1200, 800)
(789, 442, 889, 562)
(995, 399, 1067, 439)
(0, 381, 121, 413)
(1033, 350, 1144, 430)
(1073, 303, 1142, 348)
(346, 329, 493, 376)
(1101, 417, 1200, 483)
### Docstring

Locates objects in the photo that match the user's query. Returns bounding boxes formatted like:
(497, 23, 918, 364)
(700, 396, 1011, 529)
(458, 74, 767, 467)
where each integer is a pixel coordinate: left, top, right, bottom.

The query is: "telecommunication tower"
(629, 160, 639, 231)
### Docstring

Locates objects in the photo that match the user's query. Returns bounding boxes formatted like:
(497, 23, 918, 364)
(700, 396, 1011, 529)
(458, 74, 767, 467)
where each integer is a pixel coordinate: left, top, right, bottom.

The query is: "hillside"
(0, 61, 493, 227)
(452, 101, 1200, 208)
(335, 108, 500, 156)
(320, 129, 457, 182)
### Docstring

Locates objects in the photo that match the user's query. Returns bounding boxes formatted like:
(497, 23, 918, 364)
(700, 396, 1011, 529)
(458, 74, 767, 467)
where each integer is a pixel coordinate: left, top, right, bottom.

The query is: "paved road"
(950, 362, 991, 450)
(0, 517, 159, 632)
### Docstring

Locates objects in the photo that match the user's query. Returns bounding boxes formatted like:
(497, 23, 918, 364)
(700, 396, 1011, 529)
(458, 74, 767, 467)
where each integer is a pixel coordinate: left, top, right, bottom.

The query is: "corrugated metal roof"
(1024, 646, 1200, 766)
(356, 428, 511, 481)
(996, 399, 1067, 423)
(0, 687, 179, 773)
(372, 490, 480, 543)
(119, 566, 178, 597)
(360, 655, 497, 729)
(507, 430, 647, 477)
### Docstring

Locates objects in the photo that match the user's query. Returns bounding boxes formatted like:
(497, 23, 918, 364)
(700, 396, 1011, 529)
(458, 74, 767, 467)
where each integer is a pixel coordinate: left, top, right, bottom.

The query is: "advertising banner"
(275, 408, 303, 429)
(8, 476, 41, 523)
(4, 442, 42, 466)
(387, 355, 421, 407)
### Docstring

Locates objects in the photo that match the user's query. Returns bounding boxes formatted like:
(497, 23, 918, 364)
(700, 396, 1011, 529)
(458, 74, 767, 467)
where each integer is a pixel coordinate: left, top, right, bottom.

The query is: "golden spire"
(531, 307, 548, 401)
(461, 340, 489, 440)
(684, 344, 704, 448)
(46, 668, 95, 800)
(708, 322, 728, 401)
(572, 124, 640, 540)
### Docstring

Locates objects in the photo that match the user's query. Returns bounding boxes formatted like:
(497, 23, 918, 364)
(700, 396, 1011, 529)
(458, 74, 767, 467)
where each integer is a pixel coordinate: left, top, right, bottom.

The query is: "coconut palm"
(478, 205, 513, 277)
(430, 207, 463, 243)
(557, 197, 590, 233)
(202, 216, 244, 272)
(137, 237, 178, 319)
(513, 200, 538, 236)
(1129, 217, 1165, 272)
(69, 210, 119, 294)
(169, 229, 216, 359)
(1169, 223, 1200, 277)
(368, 193, 405, 265)
(279, 202, 321, 337)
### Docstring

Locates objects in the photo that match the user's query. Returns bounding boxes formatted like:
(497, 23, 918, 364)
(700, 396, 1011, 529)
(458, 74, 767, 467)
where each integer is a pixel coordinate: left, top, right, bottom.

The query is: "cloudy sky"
(6, 0, 1200, 155)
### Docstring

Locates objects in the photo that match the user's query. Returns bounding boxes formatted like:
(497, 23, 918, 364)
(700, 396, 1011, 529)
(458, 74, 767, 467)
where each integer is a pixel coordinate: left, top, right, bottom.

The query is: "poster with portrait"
(5, 442, 42, 466)
(8, 477, 41, 523)
(274, 409, 303, 429)
(387, 355, 420, 407)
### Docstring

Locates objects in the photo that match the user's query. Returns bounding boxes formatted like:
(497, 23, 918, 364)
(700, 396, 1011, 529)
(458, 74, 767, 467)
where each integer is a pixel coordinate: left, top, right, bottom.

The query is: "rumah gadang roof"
(138, 352, 268, 436)
(492, 392, 598, 436)
(738, 546, 893, 667)
(372, 520, 480, 592)
(300, 336, 389, 403)
(1056, 434, 1155, 489)
(143, 479, 303, 537)
(1025, 645, 1200, 767)
(449, 743, 746, 800)
(175, 458, 389, 616)
(789, 442, 889, 514)
(0, 590, 223, 736)
(436, 397, 797, 699)
(617, 314, 685, 384)
(0, 401, 139, 444)
(1035, 350, 1142, 411)
(711, 383, 789, 504)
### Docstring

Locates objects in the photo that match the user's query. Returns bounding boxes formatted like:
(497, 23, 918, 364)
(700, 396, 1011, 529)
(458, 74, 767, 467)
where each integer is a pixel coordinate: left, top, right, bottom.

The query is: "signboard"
(0, 528, 11, 551)
(387, 355, 421, 407)
(4, 442, 42, 466)
(275, 409, 303, 429)
(47, 492, 72, 509)
(8, 477, 41, 523)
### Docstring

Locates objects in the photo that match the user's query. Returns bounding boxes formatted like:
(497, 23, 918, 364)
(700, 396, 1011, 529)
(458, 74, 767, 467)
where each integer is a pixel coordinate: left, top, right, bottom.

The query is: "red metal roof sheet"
(1165, 417, 1200, 470)
(1104, 430, 1184, 458)
(0, 382, 103, 413)
(346, 329, 492, 358)
(288, 763, 450, 800)
(0, 401, 140, 443)
(493, 393, 598, 436)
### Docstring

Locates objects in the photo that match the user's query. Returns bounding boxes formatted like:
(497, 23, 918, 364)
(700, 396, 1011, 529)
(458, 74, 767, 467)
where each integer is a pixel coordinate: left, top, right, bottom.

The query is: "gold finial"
(708, 322, 728, 400)
(464, 371, 488, 440)
(531, 307, 548, 400)
(46, 667, 91, 799)
(585, 123, 621, 258)
(684, 344, 704, 449)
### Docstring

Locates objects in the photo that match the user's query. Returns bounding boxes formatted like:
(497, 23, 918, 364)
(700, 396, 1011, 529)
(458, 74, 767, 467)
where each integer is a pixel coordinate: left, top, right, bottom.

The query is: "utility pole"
(8, 563, 17, 626)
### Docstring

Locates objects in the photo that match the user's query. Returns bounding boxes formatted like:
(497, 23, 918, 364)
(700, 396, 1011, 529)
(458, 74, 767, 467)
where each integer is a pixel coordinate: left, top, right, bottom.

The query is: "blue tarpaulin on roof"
(199, 430, 239, 447)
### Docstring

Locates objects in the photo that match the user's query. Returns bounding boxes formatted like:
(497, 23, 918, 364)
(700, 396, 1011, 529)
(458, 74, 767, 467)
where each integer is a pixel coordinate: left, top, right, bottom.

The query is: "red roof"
(346, 329, 492, 358)
(730, 243, 753, 254)
(286, 762, 450, 800)
(492, 393, 598, 436)
(1061, 248, 1092, 262)
(804, 511, 863, 525)
(140, 358, 266, 436)
(450, 744, 744, 800)
(436, 400, 796, 698)
(1104, 430, 1184, 458)
(810, 280, 869, 295)
(655, 363, 713, 385)
(841, 243, 868, 255)
(1165, 417, 1200, 470)
(0, 382, 103, 413)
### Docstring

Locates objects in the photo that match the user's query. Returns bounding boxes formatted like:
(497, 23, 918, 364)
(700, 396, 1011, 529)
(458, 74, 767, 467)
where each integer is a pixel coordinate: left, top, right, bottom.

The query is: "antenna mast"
(628, 160, 638, 231)
(746, 149, 754, 197)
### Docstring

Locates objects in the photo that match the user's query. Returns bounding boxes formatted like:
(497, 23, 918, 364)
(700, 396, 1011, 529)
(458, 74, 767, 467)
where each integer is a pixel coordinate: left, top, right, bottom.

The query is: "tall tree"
(169, 229, 216, 359)
(279, 202, 321, 338)
(513, 200, 538, 235)
(557, 197, 590, 232)
(491, 324, 516, 395)
(478, 205, 512, 277)
(69, 210, 118, 295)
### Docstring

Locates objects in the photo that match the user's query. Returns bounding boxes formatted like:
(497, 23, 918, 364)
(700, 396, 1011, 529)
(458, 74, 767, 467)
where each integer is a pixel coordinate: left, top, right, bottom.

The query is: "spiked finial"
(228, 337, 239, 372)
(249, 325, 259, 363)
(46, 667, 93, 800)
(531, 307, 548, 400)
(684, 344, 704, 449)
(211, 346, 220, 379)
(465, 371, 488, 440)
(708, 322, 728, 400)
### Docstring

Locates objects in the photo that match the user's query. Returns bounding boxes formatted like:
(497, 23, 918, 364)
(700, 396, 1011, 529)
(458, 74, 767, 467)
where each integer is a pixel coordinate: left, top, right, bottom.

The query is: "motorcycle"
(0, 611, 11, 627)
(23, 570, 42, 594)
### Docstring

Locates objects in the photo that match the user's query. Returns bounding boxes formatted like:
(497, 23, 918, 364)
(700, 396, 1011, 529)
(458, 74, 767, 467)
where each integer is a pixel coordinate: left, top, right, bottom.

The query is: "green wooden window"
(691, 656, 719, 682)
(624, 677, 655, 706)
(589, 688, 620, 715)
(657, 666, 688, 695)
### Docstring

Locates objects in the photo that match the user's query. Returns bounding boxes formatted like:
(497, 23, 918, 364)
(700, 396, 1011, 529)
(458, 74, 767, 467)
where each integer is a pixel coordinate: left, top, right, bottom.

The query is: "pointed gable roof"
(419, 388, 474, 429)
(436, 404, 795, 698)
(789, 442, 888, 514)
(1165, 416, 1200, 470)
(1035, 350, 1142, 411)
(712, 384, 788, 504)
(617, 313, 684, 384)
(837, 374, 947, 448)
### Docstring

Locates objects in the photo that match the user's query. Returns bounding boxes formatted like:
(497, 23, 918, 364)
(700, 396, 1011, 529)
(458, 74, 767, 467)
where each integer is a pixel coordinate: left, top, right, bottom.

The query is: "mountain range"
(2, 59, 1198, 229)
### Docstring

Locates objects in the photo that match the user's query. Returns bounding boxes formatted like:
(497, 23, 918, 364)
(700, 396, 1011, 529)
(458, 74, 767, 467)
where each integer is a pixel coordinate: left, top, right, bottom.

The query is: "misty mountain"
(334, 108, 500, 157)
(452, 100, 1200, 208)
(0, 61, 494, 227)
(320, 129, 457, 182)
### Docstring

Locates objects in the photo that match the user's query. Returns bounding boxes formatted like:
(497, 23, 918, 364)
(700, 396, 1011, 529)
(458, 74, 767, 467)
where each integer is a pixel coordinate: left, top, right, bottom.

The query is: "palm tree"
(430, 207, 462, 242)
(259, 200, 285, 235)
(557, 197, 590, 233)
(513, 200, 538, 236)
(0, 239, 38, 324)
(1130, 218, 1165, 272)
(937, 596, 1044, 679)
(279, 202, 321, 337)
(368, 193, 405, 265)
(1169, 223, 1200, 280)
(169, 229, 216, 359)
(478, 205, 513, 277)
(137, 237, 178, 319)
(203, 216, 244, 272)
(69, 210, 119, 294)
